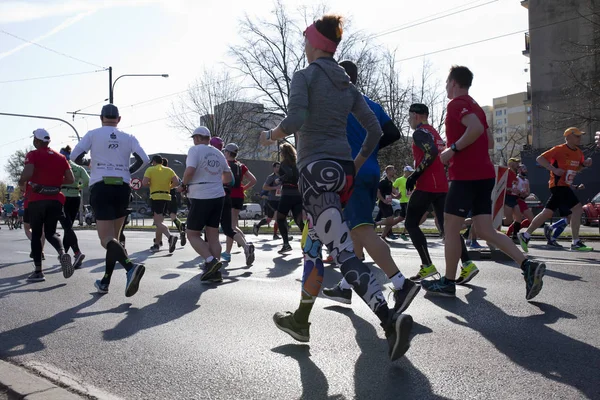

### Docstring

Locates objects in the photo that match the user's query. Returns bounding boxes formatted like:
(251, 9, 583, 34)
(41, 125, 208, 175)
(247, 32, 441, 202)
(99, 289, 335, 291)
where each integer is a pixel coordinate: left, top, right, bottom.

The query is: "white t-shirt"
(71, 126, 149, 186)
(186, 144, 231, 199)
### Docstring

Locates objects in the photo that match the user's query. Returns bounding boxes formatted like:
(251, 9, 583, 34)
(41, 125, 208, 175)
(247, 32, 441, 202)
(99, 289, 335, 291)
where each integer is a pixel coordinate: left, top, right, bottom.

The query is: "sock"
(206, 256, 214, 263)
(444, 277, 456, 283)
(273, 222, 279, 236)
(513, 221, 521, 237)
(521, 219, 530, 229)
(572, 239, 580, 245)
(339, 278, 352, 290)
(106, 240, 134, 272)
(389, 272, 405, 290)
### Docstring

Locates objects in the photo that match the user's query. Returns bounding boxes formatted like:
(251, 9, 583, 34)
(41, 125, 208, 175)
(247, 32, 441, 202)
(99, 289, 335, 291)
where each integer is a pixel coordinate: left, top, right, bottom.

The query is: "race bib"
(275, 187, 282, 197)
(103, 176, 124, 185)
(565, 170, 576, 185)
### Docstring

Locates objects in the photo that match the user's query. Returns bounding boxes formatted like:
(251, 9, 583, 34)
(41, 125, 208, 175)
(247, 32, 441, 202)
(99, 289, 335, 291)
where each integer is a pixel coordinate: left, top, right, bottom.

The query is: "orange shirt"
(540, 144, 584, 188)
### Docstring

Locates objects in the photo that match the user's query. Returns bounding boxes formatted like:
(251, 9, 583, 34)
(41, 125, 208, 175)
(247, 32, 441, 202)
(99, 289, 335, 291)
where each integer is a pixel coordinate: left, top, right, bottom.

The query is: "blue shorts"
(344, 173, 379, 230)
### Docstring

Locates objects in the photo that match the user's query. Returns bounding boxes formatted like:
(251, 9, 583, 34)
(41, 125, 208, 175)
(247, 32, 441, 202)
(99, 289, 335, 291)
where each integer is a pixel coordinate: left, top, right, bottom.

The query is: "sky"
(0, 0, 530, 183)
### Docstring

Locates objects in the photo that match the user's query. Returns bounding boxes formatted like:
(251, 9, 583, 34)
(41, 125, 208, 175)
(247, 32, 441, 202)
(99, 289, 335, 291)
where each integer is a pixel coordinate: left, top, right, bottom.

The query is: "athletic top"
(517, 175, 529, 198)
(264, 173, 281, 201)
(378, 178, 393, 206)
(62, 161, 90, 198)
(24, 147, 71, 204)
(144, 164, 176, 201)
(392, 176, 410, 203)
(71, 126, 149, 186)
(540, 144, 585, 188)
(445, 95, 495, 181)
(3, 203, 15, 213)
(506, 169, 519, 195)
(346, 96, 391, 178)
(228, 160, 248, 199)
(411, 123, 448, 193)
(278, 160, 300, 196)
(185, 144, 231, 200)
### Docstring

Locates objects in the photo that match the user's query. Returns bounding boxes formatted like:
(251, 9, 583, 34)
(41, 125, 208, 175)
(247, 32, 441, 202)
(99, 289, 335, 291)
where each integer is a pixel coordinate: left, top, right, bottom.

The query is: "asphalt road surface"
(1, 229, 599, 400)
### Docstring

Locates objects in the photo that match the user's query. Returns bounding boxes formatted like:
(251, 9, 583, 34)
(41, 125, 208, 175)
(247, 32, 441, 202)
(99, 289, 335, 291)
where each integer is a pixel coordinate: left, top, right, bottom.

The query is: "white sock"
(572, 239, 579, 245)
(339, 278, 352, 290)
(390, 272, 405, 290)
(206, 256, 214, 263)
(523, 232, 531, 239)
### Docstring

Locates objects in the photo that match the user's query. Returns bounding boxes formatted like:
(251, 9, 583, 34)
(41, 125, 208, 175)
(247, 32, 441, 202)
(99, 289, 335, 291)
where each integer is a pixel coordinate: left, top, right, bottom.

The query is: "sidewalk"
(0, 360, 87, 400)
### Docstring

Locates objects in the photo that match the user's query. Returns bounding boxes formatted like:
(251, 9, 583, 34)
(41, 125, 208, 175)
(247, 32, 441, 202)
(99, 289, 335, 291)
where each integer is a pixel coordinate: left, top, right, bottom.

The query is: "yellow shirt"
(144, 165, 176, 201)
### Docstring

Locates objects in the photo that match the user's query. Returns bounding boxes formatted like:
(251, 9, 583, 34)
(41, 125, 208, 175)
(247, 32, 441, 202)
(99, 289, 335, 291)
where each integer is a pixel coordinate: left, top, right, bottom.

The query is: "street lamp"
(108, 66, 169, 104)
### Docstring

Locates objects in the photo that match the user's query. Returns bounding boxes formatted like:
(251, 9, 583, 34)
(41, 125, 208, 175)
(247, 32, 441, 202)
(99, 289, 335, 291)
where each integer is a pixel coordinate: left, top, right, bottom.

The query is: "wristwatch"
(451, 143, 460, 152)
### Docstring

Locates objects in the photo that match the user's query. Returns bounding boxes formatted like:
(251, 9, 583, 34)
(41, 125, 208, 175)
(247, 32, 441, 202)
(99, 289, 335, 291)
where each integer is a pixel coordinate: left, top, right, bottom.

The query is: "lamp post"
(108, 66, 169, 104)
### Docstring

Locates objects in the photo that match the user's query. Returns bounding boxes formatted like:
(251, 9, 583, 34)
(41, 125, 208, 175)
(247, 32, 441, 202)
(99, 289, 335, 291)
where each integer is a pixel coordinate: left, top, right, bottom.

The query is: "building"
(491, 92, 532, 164)
(522, 0, 600, 149)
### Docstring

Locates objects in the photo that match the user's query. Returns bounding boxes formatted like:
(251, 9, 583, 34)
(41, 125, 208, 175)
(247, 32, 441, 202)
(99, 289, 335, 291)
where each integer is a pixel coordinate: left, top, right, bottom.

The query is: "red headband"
(304, 23, 338, 53)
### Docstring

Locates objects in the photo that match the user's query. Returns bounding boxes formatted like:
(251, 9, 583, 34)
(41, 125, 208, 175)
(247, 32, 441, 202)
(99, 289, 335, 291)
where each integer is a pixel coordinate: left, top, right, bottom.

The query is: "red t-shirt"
(229, 160, 249, 199)
(412, 124, 449, 193)
(24, 147, 70, 204)
(445, 95, 495, 181)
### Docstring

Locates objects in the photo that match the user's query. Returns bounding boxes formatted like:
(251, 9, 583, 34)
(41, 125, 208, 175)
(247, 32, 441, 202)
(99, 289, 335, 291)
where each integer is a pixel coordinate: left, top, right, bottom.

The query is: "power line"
(0, 69, 104, 84)
(0, 29, 105, 69)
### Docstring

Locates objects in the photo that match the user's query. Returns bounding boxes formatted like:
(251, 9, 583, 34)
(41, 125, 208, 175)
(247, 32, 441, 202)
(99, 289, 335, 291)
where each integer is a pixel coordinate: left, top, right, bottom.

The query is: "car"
(372, 198, 402, 221)
(239, 203, 263, 219)
(129, 199, 150, 215)
(83, 205, 96, 226)
(582, 192, 600, 226)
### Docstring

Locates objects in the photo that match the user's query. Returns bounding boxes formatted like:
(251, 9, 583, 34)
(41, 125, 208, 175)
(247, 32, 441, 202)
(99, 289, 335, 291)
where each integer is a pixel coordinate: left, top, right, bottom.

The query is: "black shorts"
(266, 200, 279, 219)
(505, 194, 519, 208)
(23, 208, 30, 224)
(187, 197, 224, 231)
(378, 202, 394, 219)
(151, 199, 169, 215)
(546, 186, 580, 215)
(231, 197, 244, 210)
(168, 197, 178, 215)
(90, 182, 131, 220)
(445, 179, 495, 218)
(406, 190, 446, 229)
(399, 203, 408, 218)
(277, 194, 302, 216)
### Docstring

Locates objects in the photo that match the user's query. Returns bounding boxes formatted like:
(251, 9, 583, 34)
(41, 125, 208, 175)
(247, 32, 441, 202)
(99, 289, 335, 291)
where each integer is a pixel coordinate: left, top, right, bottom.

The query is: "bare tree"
(494, 125, 529, 165)
(4, 148, 30, 184)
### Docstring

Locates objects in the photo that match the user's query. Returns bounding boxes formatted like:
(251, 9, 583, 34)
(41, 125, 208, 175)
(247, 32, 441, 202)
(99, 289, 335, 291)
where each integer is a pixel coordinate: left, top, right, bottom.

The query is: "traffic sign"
(6, 186, 14, 193)
(130, 178, 142, 190)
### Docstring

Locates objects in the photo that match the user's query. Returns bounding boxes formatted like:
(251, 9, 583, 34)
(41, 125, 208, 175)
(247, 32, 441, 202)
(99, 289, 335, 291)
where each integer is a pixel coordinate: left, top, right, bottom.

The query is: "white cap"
(404, 165, 414, 172)
(191, 126, 211, 137)
(33, 128, 50, 142)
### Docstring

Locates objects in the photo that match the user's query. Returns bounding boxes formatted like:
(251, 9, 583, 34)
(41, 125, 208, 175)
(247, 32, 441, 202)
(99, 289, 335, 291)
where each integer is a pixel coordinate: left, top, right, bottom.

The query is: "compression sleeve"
(378, 120, 401, 150)
(412, 128, 439, 179)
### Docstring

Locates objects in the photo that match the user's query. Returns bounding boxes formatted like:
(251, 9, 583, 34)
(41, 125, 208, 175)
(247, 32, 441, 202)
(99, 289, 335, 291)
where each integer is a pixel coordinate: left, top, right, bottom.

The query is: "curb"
(0, 360, 87, 400)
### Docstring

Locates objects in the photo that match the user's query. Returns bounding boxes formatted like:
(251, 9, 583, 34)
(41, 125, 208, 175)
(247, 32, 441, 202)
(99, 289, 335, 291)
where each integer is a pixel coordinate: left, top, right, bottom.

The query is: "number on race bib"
(565, 170, 576, 185)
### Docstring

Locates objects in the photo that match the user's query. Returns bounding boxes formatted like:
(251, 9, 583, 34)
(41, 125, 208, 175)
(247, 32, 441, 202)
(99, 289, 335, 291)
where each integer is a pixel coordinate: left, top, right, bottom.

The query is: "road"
(1, 229, 599, 400)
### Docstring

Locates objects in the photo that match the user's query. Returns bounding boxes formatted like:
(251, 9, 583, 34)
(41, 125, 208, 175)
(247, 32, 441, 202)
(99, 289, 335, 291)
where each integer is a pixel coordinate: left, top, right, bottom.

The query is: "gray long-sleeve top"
(279, 57, 383, 171)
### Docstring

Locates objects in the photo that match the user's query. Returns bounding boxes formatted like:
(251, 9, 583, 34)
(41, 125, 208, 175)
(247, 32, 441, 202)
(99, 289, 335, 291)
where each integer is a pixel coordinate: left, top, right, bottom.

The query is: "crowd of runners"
(11, 14, 599, 362)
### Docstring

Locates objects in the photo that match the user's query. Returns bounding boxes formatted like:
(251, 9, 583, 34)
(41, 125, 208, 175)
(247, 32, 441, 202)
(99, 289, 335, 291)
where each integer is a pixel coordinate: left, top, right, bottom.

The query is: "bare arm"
(242, 170, 257, 191)
(18, 164, 34, 187)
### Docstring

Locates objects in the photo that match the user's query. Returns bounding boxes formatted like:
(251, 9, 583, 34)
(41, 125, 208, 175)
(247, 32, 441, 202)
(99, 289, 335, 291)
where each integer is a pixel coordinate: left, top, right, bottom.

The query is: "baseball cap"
(224, 143, 239, 153)
(210, 136, 224, 150)
(409, 103, 429, 115)
(101, 104, 120, 119)
(32, 128, 50, 142)
(564, 127, 585, 137)
(191, 126, 211, 138)
(508, 157, 521, 163)
(404, 165, 414, 172)
(151, 154, 163, 164)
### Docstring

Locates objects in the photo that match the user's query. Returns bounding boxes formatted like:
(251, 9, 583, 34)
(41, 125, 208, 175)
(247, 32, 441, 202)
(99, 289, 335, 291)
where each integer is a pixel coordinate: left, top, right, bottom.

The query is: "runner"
(161, 158, 186, 246)
(144, 154, 179, 254)
(378, 166, 399, 241)
(322, 59, 419, 312)
(59, 145, 89, 269)
(517, 127, 593, 252)
(21, 184, 46, 260)
(179, 126, 232, 283)
(506, 163, 533, 240)
(392, 166, 413, 240)
(19, 128, 75, 282)
(253, 163, 281, 239)
(421, 66, 546, 300)
(71, 104, 149, 296)
(275, 143, 305, 254)
(260, 15, 413, 361)
(210, 136, 255, 267)
(3, 201, 16, 230)
(402, 103, 478, 284)
(222, 143, 257, 261)
(502, 157, 528, 244)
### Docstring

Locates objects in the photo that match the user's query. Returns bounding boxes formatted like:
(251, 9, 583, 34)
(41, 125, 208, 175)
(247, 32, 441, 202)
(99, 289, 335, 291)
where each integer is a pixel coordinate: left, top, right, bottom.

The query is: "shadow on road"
(267, 256, 303, 278)
(325, 306, 446, 400)
(431, 286, 600, 400)
(0, 295, 128, 357)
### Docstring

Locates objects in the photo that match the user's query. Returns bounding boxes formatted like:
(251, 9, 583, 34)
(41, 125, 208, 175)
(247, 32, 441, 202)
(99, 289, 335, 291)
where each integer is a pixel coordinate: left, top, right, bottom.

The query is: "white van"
(239, 203, 263, 219)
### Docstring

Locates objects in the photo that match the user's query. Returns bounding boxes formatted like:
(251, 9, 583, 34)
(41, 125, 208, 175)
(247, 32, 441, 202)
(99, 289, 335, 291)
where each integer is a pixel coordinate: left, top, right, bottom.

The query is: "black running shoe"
(385, 314, 413, 361)
(273, 311, 310, 342)
(73, 252, 85, 269)
(543, 224, 552, 242)
(273, 234, 281, 240)
(201, 270, 223, 284)
(245, 244, 255, 266)
(522, 260, 546, 300)
(278, 244, 292, 254)
(168, 235, 178, 253)
(125, 264, 146, 297)
(322, 283, 352, 304)
(26, 271, 45, 282)
(201, 259, 223, 282)
(392, 279, 421, 315)
(59, 253, 74, 279)
(253, 223, 259, 236)
(150, 244, 160, 253)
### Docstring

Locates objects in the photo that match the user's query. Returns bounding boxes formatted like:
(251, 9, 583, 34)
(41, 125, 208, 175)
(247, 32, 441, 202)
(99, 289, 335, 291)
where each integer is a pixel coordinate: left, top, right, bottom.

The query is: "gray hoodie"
(280, 57, 383, 171)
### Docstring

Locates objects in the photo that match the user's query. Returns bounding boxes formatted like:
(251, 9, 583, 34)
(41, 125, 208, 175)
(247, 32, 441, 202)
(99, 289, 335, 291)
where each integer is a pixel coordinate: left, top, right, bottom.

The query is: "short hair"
(448, 65, 474, 89)
(162, 158, 168, 167)
(385, 165, 395, 173)
(272, 162, 281, 168)
(339, 60, 358, 84)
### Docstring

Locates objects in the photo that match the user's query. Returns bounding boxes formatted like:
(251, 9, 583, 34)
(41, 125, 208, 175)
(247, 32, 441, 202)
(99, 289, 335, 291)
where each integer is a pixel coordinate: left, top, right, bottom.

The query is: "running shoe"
(150, 244, 160, 253)
(517, 232, 530, 253)
(462, 226, 471, 240)
(571, 240, 593, 252)
(385, 314, 413, 361)
(521, 259, 546, 300)
(180, 223, 187, 246)
(59, 253, 74, 279)
(392, 279, 420, 315)
(201, 259, 223, 282)
(273, 234, 281, 240)
(94, 280, 109, 294)
(220, 252, 231, 262)
(125, 264, 146, 297)
(26, 271, 45, 282)
(168, 235, 178, 253)
(387, 232, 399, 240)
(273, 311, 310, 342)
(253, 223, 259, 236)
(73, 252, 86, 269)
(469, 240, 483, 249)
(456, 261, 479, 285)
(547, 239, 563, 248)
(278, 244, 292, 254)
(400, 233, 409, 241)
(322, 283, 352, 304)
(245, 244, 255, 266)
(421, 277, 456, 297)
(201, 270, 223, 284)
(543, 224, 552, 242)
(409, 264, 438, 282)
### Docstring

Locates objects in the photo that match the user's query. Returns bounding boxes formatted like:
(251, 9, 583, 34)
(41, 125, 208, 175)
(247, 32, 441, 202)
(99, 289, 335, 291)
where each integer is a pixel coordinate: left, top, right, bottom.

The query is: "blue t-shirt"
(346, 96, 391, 178)
(3, 203, 15, 213)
